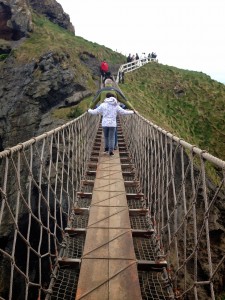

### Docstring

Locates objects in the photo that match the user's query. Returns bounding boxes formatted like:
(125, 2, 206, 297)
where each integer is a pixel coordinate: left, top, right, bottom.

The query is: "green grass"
(0, 54, 8, 61)
(121, 63, 225, 161)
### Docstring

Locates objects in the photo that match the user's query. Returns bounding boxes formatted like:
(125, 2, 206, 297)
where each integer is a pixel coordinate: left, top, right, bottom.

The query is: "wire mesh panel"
(139, 271, 169, 300)
(63, 234, 85, 259)
(50, 267, 79, 300)
(127, 198, 145, 209)
(130, 215, 150, 230)
(70, 215, 89, 229)
(134, 237, 157, 261)
(76, 197, 92, 208)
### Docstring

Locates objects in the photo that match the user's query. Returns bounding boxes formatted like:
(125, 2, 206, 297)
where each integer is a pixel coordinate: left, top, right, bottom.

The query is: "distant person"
(135, 53, 139, 60)
(100, 60, 109, 78)
(88, 96, 134, 156)
(127, 54, 132, 63)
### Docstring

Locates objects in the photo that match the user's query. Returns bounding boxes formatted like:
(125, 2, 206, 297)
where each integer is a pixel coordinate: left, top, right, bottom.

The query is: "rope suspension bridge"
(0, 59, 224, 300)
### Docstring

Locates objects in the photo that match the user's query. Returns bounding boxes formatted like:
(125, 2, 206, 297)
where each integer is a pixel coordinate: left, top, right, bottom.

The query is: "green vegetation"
(121, 63, 225, 160)
(0, 54, 8, 61)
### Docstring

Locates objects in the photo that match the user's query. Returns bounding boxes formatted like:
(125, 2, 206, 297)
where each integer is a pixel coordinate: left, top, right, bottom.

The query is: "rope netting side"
(0, 113, 100, 300)
(120, 112, 225, 300)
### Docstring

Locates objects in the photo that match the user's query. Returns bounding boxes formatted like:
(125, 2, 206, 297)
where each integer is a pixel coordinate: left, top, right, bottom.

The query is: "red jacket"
(100, 61, 109, 72)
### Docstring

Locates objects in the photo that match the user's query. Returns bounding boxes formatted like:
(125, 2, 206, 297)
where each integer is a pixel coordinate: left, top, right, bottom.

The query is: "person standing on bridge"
(88, 96, 134, 156)
(89, 78, 134, 150)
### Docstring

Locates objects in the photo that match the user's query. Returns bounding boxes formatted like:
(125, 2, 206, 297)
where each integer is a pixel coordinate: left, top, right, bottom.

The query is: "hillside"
(119, 63, 225, 161)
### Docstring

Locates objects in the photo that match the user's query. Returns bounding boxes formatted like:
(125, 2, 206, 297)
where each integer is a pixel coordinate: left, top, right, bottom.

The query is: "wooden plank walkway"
(75, 146, 142, 299)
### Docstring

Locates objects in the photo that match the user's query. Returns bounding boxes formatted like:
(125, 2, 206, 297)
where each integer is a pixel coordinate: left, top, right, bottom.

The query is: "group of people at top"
(88, 60, 135, 156)
(127, 52, 157, 63)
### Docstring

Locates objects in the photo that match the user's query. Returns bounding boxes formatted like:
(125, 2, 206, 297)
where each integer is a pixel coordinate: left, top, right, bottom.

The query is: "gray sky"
(57, 0, 225, 84)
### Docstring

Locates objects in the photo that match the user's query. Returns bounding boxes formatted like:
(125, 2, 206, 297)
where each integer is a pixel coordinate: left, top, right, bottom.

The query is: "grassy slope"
(121, 63, 225, 160)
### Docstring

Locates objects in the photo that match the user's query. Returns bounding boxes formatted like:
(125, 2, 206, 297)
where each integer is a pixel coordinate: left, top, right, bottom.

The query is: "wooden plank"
(108, 259, 142, 300)
(75, 259, 109, 300)
(91, 190, 127, 207)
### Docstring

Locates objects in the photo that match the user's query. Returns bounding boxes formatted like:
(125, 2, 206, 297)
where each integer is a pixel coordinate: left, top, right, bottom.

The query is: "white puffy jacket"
(88, 97, 134, 127)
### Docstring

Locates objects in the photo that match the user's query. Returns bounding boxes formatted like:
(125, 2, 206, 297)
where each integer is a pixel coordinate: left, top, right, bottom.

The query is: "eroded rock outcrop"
(0, 51, 100, 149)
(0, 0, 33, 41)
(0, 0, 102, 148)
(29, 0, 75, 34)
(0, 0, 74, 43)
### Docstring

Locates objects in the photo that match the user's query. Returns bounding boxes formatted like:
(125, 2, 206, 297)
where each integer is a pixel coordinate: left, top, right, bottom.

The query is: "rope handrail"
(134, 111, 225, 168)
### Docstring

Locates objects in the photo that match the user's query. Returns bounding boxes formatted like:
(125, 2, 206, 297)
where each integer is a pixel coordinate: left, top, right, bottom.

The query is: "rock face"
(28, 0, 75, 34)
(0, 0, 100, 150)
(0, 0, 33, 41)
(0, 51, 100, 149)
(0, 0, 74, 43)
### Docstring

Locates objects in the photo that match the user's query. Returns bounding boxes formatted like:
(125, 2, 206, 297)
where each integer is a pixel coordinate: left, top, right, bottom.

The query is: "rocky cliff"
(0, 0, 74, 43)
(28, 0, 75, 34)
(0, 0, 102, 150)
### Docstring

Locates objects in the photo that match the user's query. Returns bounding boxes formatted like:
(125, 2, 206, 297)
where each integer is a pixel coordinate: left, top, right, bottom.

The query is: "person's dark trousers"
(103, 127, 116, 153)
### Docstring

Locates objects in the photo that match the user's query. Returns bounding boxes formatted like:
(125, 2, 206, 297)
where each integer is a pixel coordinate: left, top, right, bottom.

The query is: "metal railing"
(0, 113, 100, 300)
(120, 112, 225, 300)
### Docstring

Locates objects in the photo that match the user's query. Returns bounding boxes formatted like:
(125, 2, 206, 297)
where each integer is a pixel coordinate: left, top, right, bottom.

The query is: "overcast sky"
(56, 0, 225, 84)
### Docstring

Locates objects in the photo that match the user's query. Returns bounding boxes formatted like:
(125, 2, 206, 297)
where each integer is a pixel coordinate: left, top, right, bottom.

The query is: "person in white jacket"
(88, 96, 134, 156)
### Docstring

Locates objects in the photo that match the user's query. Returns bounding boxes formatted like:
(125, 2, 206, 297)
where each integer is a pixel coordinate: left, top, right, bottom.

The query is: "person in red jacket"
(100, 60, 109, 78)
